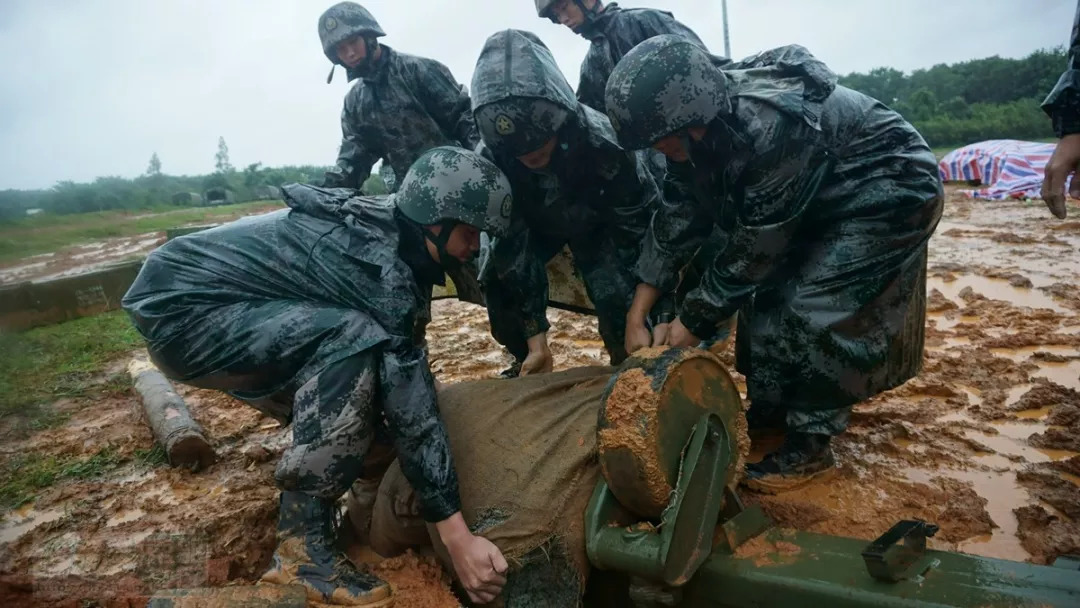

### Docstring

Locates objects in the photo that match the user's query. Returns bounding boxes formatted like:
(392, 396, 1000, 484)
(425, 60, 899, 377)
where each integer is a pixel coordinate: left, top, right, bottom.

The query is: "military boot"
(744, 432, 836, 494)
(261, 491, 392, 606)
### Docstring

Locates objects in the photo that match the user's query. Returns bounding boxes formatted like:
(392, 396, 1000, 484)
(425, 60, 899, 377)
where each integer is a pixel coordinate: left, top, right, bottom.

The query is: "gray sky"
(0, 0, 1072, 190)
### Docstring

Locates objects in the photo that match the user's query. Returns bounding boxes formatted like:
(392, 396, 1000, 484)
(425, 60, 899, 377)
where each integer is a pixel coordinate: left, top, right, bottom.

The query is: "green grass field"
(0, 200, 284, 263)
(0, 310, 143, 429)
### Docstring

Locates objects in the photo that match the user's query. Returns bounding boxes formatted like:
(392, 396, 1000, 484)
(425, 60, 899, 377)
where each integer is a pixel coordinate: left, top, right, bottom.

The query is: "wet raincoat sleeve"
(678, 114, 832, 340)
(415, 58, 481, 151)
(1042, 1, 1080, 137)
(379, 341, 460, 522)
(324, 91, 380, 189)
(634, 159, 715, 294)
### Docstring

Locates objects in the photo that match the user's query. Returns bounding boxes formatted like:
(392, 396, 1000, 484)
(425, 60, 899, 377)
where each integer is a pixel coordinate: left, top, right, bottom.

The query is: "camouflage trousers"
(145, 300, 394, 500)
(483, 234, 639, 365)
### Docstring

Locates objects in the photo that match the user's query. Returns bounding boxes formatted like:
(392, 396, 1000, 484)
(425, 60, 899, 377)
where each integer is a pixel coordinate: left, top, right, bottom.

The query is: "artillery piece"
(582, 348, 1080, 607)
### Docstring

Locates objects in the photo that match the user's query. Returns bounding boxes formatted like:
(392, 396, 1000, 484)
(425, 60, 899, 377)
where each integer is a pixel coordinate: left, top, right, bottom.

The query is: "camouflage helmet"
(605, 35, 731, 150)
(535, 0, 601, 27)
(475, 98, 571, 157)
(395, 147, 514, 238)
(318, 2, 386, 65)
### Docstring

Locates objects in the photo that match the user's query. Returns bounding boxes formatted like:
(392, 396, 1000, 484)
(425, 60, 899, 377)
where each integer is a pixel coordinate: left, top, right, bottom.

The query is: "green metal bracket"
(586, 413, 731, 587)
(861, 519, 940, 582)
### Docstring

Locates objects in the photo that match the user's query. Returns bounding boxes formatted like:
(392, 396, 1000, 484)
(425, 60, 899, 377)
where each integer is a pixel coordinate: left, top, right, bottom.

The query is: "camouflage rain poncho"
(122, 185, 461, 522)
(325, 45, 480, 191)
(471, 29, 666, 363)
(574, 2, 712, 113)
(609, 41, 944, 435)
(1043, 0, 1080, 136)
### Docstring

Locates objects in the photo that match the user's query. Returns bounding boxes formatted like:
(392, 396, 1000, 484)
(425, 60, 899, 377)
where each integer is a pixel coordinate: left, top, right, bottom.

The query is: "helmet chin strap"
(422, 220, 465, 271)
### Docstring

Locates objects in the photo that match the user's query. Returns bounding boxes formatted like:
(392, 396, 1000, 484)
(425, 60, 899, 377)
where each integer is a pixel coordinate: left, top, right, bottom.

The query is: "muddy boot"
(746, 403, 786, 434)
(261, 491, 392, 606)
(744, 432, 836, 494)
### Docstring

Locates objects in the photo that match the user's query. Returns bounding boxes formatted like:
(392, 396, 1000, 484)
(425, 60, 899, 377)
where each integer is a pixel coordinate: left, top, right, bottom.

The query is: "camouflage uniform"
(123, 148, 514, 602)
(537, 1, 711, 114)
(607, 38, 944, 437)
(471, 29, 666, 364)
(1043, 1, 1080, 136)
(123, 186, 461, 516)
(319, 4, 478, 191)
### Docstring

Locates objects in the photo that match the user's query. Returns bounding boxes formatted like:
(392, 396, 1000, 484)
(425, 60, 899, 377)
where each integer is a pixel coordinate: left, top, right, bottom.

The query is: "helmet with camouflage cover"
(605, 35, 731, 150)
(318, 2, 385, 66)
(395, 147, 514, 238)
(535, 0, 601, 28)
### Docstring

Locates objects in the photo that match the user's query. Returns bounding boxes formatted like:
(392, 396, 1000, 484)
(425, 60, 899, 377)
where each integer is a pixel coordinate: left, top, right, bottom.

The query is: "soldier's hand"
(520, 333, 553, 376)
(1042, 133, 1080, 219)
(667, 318, 702, 348)
(650, 323, 671, 347)
(625, 320, 652, 353)
(438, 514, 508, 604)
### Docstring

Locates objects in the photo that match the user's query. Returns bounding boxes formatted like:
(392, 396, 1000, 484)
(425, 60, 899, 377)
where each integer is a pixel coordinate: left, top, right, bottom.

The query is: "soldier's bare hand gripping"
(666, 318, 702, 348)
(1042, 133, 1080, 219)
(437, 513, 508, 604)
(520, 332, 553, 376)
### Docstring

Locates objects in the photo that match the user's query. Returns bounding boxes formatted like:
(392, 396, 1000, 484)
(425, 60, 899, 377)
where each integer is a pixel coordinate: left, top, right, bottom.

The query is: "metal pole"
(721, 0, 731, 58)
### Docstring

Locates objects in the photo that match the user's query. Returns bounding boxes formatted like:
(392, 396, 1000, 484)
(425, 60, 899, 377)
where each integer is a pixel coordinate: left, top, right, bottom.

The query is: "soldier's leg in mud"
(569, 238, 636, 365)
(264, 350, 392, 606)
(480, 235, 565, 377)
(729, 296, 835, 490)
(482, 276, 531, 377)
(345, 420, 397, 547)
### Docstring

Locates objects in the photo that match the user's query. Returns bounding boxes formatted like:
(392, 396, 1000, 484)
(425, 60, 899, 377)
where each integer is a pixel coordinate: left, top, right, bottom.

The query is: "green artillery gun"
(583, 349, 1080, 608)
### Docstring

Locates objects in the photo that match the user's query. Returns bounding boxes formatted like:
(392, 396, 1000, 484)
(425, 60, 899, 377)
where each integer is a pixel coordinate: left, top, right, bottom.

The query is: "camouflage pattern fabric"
(1043, 0, 1080, 136)
(324, 45, 479, 191)
(608, 38, 944, 435)
(394, 146, 514, 237)
(122, 184, 460, 522)
(317, 2, 385, 65)
(471, 29, 667, 363)
(572, 2, 712, 114)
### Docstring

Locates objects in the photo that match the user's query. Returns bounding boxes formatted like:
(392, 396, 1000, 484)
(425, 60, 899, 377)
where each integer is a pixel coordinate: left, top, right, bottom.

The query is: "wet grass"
(0, 200, 284, 262)
(0, 447, 124, 510)
(0, 310, 142, 432)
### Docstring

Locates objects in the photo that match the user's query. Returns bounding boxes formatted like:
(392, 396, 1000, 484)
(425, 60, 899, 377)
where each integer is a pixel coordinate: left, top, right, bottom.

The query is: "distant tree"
(243, 162, 265, 188)
(146, 152, 162, 176)
(214, 137, 233, 174)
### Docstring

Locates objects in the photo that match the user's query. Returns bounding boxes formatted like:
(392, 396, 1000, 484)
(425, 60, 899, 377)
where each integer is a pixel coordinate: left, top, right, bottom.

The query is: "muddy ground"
(1, 187, 1078, 606)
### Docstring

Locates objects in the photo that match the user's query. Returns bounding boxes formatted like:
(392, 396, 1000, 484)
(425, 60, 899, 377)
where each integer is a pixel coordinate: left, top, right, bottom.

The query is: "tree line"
(1, 47, 1067, 221)
(839, 46, 1064, 148)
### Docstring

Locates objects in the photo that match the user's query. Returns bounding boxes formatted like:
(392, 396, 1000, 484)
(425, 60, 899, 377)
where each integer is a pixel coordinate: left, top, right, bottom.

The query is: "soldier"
(605, 37, 943, 489)
(535, 0, 711, 113)
(318, 2, 478, 192)
(471, 29, 670, 376)
(122, 148, 512, 605)
(1042, 0, 1080, 219)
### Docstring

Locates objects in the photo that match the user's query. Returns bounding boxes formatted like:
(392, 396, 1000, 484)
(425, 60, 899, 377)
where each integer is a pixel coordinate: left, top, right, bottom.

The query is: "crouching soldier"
(318, 2, 479, 191)
(122, 148, 512, 605)
(605, 37, 943, 489)
(472, 29, 670, 376)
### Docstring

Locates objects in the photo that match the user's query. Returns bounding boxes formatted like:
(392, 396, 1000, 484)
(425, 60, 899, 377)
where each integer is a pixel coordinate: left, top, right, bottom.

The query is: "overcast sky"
(0, 0, 1072, 190)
